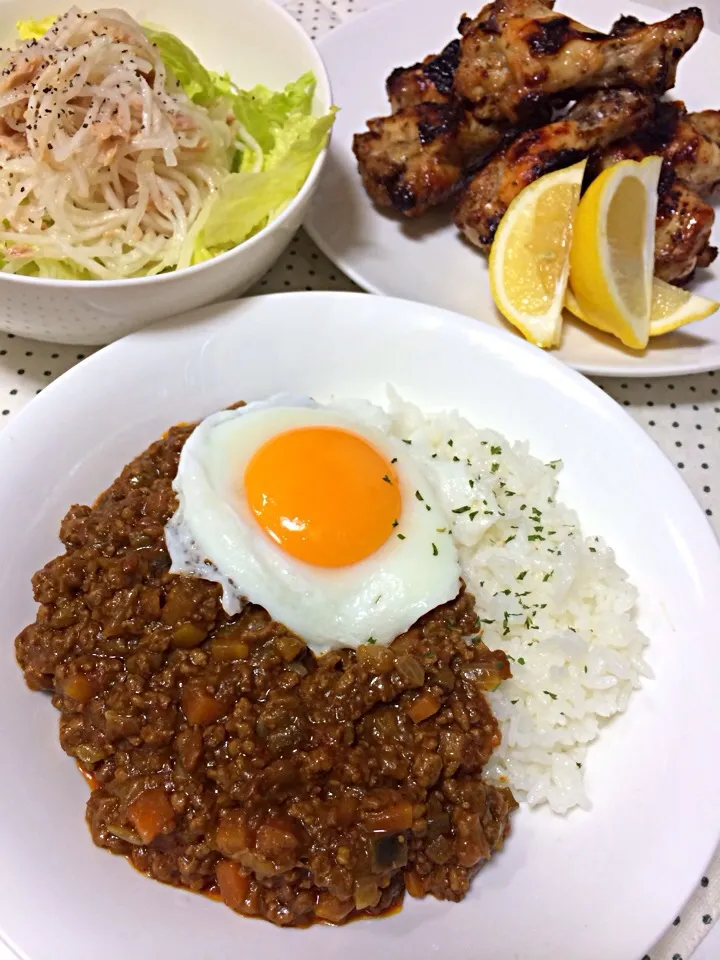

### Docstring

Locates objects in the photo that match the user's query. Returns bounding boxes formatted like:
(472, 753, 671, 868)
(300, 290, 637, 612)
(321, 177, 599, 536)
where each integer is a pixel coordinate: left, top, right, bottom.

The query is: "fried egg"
(165, 395, 460, 652)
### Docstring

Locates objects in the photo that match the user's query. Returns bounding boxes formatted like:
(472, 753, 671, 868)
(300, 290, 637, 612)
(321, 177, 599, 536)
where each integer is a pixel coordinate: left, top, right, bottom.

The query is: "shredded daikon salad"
(0, 8, 335, 279)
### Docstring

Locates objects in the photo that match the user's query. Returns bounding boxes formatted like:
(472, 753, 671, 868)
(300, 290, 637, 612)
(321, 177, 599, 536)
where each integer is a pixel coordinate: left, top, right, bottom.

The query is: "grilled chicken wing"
(592, 141, 716, 284)
(690, 110, 720, 147)
(454, 88, 654, 250)
(655, 172, 717, 282)
(386, 40, 460, 112)
(353, 103, 469, 216)
(356, 36, 502, 217)
(454, 0, 703, 124)
(661, 107, 720, 195)
(353, 100, 506, 217)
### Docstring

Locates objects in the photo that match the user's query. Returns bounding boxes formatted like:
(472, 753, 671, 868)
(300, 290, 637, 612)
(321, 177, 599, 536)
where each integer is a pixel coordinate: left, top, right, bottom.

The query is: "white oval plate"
(306, 0, 720, 377)
(0, 291, 719, 960)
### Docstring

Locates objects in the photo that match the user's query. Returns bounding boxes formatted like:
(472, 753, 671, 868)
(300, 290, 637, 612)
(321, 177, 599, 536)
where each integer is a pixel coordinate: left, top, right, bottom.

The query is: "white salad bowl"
(0, 0, 331, 345)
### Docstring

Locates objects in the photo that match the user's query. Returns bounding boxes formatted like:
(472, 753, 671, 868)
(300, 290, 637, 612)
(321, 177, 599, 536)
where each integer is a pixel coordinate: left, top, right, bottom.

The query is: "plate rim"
(2, 290, 720, 960)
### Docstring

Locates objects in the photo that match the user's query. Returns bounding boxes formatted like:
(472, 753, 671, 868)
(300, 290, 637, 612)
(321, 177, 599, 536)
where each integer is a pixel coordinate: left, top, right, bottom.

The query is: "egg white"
(165, 395, 461, 653)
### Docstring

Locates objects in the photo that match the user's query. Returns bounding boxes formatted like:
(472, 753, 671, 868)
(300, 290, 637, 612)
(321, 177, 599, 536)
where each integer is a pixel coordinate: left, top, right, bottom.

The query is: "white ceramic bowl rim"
(0, 0, 331, 290)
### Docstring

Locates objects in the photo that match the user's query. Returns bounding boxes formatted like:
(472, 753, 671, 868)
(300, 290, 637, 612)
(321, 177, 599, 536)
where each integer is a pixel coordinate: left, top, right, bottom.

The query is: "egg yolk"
(244, 426, 402, 567)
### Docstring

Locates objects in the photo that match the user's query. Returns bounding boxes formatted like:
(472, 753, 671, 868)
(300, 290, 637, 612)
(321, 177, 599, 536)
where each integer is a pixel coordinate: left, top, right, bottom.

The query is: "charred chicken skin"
(352, 98, 508, 217)
(353, 103, 471, 216)
(386, 40, 461, 112)
(454, 88, 654, 250)
(454, 0, 703, 124)
(355, 36, 513, 217)
(661, 107, 720, 195)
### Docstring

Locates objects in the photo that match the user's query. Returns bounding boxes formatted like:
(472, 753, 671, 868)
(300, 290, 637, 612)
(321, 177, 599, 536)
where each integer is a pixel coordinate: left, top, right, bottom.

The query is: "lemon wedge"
(565, 277, 719, 337)
(569, 156, 661, 350)
(646, 278, 719, 336)
(489, 160, 586, 348)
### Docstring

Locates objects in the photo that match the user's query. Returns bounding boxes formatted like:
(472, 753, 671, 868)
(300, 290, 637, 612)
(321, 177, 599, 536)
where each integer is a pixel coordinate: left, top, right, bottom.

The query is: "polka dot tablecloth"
(0, 2, 719, 959)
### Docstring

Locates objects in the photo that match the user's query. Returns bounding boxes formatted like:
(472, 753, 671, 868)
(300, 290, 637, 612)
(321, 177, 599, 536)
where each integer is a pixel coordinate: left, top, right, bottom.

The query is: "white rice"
(347, 390, 651, 815)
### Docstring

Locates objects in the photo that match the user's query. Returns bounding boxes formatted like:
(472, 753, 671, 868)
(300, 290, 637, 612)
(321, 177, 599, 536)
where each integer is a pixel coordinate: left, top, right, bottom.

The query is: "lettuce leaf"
(11, 256, 93, 280)
(231, 72, 315, 153)
(141, 27, 219, 104)
(16, 16, 56, 40)
(194, 107, 336, 259)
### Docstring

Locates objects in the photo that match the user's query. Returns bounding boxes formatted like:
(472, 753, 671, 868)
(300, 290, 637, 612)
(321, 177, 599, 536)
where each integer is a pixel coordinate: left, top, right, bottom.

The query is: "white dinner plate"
(0, 291, 719, 960)
(306, 0, 720, 376)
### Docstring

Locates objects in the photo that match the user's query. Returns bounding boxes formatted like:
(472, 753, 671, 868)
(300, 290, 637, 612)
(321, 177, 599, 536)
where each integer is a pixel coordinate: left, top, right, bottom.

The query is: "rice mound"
(380, 390, 651, 815)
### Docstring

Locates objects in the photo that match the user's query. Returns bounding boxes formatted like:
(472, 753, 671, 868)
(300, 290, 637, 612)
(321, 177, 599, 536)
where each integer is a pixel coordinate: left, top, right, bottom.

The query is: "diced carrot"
(210, 636, 250, 662)
(333, 796, 358, 828)
(127, 788, 175, 844)
(274, 634, 306, 662)
(181, 687, 226, 725)
(216, 859, 251, 912)
(216, 811, 251, 858)
(171, 623, 207, 649)
(363, 801, 413, 833)
(61, 674, 94, 704)
(315, 893, 354, 923)
(404, 870, 425, 898)
(406, 692, 441, 724)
